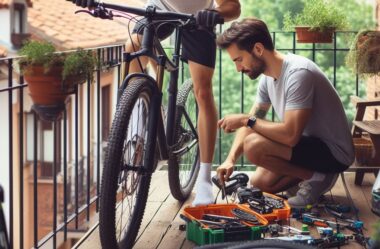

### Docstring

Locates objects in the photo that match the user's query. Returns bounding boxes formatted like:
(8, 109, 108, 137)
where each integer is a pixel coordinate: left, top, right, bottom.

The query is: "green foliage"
(18, 40, 62, 69)
(18, 40, 96, 81)
(63, 49, 97, 81)
(282, 0, 349, 31)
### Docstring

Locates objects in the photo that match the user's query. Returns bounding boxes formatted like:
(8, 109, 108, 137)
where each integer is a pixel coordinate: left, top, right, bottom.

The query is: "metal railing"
(0, 44, 123, 249)
(0, 31, 361, 248)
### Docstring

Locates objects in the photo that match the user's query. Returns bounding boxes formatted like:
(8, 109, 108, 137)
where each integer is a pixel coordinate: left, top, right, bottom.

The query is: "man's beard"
(243, 53, 266, 80)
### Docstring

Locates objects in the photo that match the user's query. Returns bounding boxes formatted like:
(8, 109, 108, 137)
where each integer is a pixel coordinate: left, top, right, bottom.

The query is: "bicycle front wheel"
(99, 77, 157, 249)
(168, 79, 200, 200)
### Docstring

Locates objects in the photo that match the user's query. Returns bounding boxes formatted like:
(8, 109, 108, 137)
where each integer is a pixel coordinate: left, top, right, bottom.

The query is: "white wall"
(0, 80, 17, 233)
(0, 10, 11, 46)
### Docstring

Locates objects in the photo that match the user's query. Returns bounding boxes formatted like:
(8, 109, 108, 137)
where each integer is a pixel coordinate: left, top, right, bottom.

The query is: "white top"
(256, 53, 355, 166)
(146, 0, 215, 14)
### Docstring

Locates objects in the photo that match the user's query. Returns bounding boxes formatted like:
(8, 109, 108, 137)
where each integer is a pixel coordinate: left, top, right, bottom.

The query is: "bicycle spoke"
(114, 93, 150, 243)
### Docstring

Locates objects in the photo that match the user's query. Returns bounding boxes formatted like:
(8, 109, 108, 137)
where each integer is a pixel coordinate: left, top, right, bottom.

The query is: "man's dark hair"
(216, 18, 274, 52)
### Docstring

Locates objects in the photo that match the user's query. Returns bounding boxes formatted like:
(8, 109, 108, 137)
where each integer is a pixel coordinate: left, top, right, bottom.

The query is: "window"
(13, 3, 25, 34)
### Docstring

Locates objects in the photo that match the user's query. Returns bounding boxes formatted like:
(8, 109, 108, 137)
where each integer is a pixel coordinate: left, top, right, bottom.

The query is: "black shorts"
(290, 136, 349, 173)
(132, 19, 217, 68)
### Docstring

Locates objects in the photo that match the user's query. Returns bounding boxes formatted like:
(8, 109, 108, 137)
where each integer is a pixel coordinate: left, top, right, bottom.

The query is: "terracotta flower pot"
(295, 27, 335, 43)
(24, 66, 71, 106)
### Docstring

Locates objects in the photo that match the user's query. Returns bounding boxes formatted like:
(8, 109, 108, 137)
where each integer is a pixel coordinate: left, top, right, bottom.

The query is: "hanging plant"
(346, 30, 380, 77)
(18, 40, 97, 121)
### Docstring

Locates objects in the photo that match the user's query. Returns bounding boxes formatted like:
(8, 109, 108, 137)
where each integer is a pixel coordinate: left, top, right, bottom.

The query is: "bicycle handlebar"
(68, 0, 224, 25)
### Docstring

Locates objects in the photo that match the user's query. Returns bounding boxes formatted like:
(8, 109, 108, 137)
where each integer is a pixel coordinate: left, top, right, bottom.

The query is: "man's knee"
(244, 133, 266, 165)
(250, 173, 272, 193)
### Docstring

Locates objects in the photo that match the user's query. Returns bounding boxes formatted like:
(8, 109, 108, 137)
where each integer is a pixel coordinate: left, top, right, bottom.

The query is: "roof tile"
(28, 0, 145, 49)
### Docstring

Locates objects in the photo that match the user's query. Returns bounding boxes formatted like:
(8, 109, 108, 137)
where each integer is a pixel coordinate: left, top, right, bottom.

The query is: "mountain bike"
(69, 0, 223, 248)
(0, 185, 10, 249)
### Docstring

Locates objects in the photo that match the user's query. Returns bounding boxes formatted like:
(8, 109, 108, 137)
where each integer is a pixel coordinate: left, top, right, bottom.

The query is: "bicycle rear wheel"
(168, 79, 200, 200)
(99, 77, 157, 249)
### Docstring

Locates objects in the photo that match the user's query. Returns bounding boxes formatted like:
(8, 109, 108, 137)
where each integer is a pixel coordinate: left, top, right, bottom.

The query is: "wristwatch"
(246, 116, 257, 129)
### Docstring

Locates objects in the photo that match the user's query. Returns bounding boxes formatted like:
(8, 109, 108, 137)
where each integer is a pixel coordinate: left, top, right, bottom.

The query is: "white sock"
(306, 172, 326, 182)
(192, 162, 214, 206)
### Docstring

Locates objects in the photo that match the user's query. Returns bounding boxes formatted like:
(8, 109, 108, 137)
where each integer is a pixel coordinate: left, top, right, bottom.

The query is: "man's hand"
(218, 114, 249, 133)
(195, 9, 222, 27)
(216, 160, 235, 185)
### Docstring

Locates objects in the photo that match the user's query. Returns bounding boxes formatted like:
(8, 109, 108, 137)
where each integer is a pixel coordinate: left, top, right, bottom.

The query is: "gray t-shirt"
(146, 0, 214, 14)
(256, 53, 354, 166)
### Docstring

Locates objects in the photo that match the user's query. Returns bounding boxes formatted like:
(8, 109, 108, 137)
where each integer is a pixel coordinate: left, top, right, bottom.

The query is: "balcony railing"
(0, 31, 363, 248)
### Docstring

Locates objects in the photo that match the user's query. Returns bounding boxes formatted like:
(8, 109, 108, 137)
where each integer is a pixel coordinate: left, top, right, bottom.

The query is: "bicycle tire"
(168, 79, 200, 200)
(99, 77, 156, 249)
(195, 240, 318, 249)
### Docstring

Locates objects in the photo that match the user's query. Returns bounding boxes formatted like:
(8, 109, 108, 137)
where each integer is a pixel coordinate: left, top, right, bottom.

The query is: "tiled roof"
(28, 0, 145, 49)
(0, 0, 33, 8)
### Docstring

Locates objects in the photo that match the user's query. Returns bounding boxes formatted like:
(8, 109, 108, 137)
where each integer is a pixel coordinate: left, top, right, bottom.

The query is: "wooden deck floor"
(74, 170, 379, 249)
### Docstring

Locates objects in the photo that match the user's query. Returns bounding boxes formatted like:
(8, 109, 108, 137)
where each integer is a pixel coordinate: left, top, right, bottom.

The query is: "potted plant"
(283, 0, 348, 43)
(18, 40, 96, 120)
(346, 30, 380, 77)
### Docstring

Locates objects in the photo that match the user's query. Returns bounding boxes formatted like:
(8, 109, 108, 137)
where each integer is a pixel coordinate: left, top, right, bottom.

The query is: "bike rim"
(115, 92, 150, 244)
(178, 90, 199, 189)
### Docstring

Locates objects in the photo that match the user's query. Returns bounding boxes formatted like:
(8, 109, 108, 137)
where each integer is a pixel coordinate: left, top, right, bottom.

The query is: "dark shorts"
(290, 136, 349, 173)
(132, 19, 216, 68)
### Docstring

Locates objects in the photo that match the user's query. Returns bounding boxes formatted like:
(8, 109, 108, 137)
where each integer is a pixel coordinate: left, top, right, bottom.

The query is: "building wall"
(0, 10, 11, 46)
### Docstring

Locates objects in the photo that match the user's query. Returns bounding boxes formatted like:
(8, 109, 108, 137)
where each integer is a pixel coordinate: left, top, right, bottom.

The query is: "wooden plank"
(133, 194, 184, 248)
(77, 170, 380, 249)
(328, 173, 376, 247)
(137, 170, 172, 238)
(156, 193, 194, 249)
(353, 120, 380, 135)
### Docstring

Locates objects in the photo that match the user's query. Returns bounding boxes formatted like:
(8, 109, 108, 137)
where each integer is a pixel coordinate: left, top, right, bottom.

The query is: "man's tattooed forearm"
(254, 108, 268, 119)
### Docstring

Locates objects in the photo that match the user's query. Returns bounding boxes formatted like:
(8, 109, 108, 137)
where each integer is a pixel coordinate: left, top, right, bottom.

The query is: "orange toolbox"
(181, 204, 268, 245)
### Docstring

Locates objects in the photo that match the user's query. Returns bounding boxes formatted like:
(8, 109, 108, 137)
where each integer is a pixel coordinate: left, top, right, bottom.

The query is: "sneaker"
(287, 173, 339, 208)
(284, 184, 299, 197)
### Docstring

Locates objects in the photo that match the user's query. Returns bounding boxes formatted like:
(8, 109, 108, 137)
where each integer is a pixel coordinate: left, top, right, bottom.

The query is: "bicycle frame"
(112, 4, 195, 171)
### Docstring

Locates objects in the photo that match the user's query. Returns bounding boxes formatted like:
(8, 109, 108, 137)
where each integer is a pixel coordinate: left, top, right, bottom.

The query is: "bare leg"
(188, 61, 217, 206)
(243, 133, 314, 180)
(250, 167, 301, 193)
(125, 33, 149, 73)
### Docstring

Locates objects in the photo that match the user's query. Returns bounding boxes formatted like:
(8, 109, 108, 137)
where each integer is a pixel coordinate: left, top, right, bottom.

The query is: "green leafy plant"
(283, 0, 349, 32)
(63, 49, 96, 81)
(346, 30, 380, 77)
(18, 40, 63, 70)
(18, 40, 96, 81)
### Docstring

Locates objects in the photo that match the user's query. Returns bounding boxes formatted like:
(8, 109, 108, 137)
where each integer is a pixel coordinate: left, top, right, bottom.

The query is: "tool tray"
(240, 192, 291, 222)
(182, 204, 268, 245)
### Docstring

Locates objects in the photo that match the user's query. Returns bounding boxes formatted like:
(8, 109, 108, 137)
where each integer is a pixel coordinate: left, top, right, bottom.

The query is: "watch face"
(247, 116, 256, 128)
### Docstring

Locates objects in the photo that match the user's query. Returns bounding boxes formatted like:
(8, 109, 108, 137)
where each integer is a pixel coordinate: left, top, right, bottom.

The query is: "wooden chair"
(349, 96, 380, 185)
